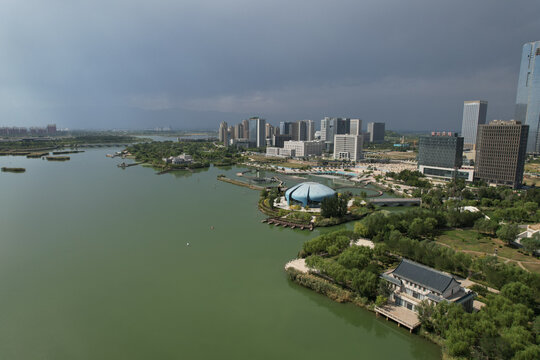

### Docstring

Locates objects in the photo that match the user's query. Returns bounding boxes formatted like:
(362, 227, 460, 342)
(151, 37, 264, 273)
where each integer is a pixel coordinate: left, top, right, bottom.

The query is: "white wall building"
(283, 140, 324, 157)
(333, 134, 363, 161)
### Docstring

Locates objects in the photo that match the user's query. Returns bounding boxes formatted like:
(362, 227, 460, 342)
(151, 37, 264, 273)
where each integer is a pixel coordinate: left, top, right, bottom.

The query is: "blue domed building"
(285, 182, 336, 207)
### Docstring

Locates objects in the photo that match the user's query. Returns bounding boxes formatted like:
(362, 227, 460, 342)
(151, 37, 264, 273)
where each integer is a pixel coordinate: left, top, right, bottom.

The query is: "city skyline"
(1, 1, 538, 131)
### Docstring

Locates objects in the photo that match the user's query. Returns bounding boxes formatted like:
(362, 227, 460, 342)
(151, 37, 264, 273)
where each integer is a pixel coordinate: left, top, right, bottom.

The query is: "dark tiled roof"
(392, 259, 454, 294)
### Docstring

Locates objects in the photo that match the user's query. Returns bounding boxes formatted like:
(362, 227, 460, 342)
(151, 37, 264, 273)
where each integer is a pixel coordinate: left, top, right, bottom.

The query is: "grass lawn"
(436, 229, 540, 272)
(522, 262, 540, 273)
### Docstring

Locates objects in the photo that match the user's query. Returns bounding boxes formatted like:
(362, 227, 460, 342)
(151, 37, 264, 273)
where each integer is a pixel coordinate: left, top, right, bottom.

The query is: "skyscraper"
(367, 122, 385, 143)
(515, 41, 540, 153)
(218, 121, 228, 146)
(248, 117, 266, 148)
(242, 119, 250, 139)
(475, 120, 529, 188)
(349, 119, 362, 136)
(461, 101, 487, 147)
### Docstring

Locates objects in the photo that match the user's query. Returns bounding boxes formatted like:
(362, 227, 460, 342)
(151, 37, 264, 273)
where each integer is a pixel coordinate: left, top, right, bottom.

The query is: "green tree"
(320, 195, 347, 218)
(497, 224, 520, 245)
(521, 234, 540, 255)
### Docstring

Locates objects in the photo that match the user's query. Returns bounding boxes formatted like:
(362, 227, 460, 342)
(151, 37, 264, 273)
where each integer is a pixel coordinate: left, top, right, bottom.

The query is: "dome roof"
(285, 182, 336, 206)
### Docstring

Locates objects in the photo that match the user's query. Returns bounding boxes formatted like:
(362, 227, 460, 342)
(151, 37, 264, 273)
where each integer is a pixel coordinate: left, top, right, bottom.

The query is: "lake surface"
(0, 149, 440, 359)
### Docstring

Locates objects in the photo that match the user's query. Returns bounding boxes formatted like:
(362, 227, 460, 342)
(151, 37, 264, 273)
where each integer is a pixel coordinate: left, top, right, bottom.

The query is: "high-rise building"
(333, 134, 363, 162)
(306, 120, 315, 141)
(349, 119, 362, 136)
(418, 132, 463, 168)
(321, 117, 331, 142)
(218, 121, 229, 146)
(320, 117, 348, 143)
(298, 120, 308, 141)
(248, 117, 266, 148)
(475, 120, 529, 188)
(272, 134, 292, 147)
(46, 124, 57, 135)
(265, 123, 275, 139)
(461, 101, 487, 147)
(417, 132, 472, 181)
(242, 119, 250, 139)
(367, 122, 385, 143)
(234, 123, 244, 139)
(297, 120, 315, 141)
(515, 41, 540, 153)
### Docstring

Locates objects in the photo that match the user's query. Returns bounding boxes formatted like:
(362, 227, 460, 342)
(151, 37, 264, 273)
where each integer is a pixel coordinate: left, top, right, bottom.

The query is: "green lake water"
(0, 149, 440, 359)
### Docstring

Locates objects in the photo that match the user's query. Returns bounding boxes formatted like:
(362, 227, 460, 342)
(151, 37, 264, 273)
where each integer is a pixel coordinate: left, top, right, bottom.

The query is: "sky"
(1, 0, 539, 131)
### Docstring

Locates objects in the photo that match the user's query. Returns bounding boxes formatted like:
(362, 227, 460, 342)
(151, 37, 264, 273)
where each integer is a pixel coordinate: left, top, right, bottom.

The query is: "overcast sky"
(1, 0, 539, 131)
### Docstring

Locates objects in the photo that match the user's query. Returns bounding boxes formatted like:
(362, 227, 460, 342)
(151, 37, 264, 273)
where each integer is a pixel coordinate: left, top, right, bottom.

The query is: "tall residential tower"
(515, 41, 540, 153)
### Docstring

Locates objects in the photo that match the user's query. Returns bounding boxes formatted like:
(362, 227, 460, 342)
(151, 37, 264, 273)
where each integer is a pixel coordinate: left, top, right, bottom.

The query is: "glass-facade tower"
(461, 101, 487, 147)
(515, 41, 540, 153)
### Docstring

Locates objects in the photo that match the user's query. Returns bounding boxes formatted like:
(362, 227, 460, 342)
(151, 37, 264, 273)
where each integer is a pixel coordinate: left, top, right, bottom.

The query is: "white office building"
(333, 134, 363, 161)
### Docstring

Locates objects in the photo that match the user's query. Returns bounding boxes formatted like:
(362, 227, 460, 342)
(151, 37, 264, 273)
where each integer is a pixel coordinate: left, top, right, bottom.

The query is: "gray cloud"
(0, 0, 539, 130)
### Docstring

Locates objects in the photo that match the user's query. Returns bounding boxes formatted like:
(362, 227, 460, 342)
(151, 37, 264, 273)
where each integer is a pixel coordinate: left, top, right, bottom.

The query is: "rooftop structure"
(285, 182, 336, 207)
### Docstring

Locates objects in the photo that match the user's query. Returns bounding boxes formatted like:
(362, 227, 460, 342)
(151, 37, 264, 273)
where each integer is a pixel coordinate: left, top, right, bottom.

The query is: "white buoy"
(186, 242, 190, 246)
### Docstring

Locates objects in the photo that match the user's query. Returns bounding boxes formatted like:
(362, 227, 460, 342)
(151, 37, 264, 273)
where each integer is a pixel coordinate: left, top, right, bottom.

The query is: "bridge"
(369, 198, 421, 206)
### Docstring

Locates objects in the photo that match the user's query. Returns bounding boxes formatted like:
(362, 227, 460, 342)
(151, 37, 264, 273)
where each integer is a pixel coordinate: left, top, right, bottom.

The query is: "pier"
(262, 218, 314, 231)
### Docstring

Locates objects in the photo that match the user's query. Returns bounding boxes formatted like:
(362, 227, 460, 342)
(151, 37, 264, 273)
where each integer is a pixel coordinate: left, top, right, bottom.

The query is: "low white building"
(163, 153, 193, 164)
(283, 140, 324, 157)
(265, 147, 295, 157)
(418, 165, 474, 182)
(333, 134, 363, 162)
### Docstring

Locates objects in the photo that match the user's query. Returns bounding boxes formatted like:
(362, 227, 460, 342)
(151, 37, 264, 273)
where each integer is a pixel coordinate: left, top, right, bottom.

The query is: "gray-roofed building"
(380, 259, 475, 314)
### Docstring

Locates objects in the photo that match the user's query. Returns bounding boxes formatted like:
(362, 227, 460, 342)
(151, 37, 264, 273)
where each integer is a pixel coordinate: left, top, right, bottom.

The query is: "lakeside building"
(333, 134, 363, 162)
(367, 122, 385, 143)
(162, 153, 193, 164)
(475, 120, 529, 188)
(0, 124, 57, 136)
(461, 100, 487, 148)
(417, 132, 467, 181)
(283, 140, 324, 157)
(515, 41, 540, 153)
(379, 259, 475, 314)
(285, 182, 336, 207)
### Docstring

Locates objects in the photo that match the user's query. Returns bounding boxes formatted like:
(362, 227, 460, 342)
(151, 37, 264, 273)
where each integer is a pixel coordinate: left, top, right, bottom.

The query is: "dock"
(262, 218, 314, 231)
(374, 304, 421, 332)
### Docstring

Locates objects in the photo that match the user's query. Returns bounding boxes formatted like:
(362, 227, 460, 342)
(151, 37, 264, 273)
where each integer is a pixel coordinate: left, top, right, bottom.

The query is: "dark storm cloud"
(1, 0, 539, 130)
